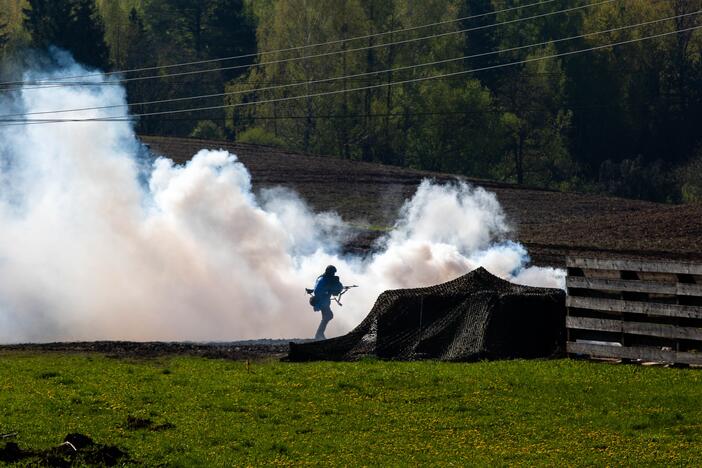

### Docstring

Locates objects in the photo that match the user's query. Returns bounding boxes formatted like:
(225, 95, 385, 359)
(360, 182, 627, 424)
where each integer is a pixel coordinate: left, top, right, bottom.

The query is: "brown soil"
(0, 340, 297, 360)
(142, 136, 702, 267)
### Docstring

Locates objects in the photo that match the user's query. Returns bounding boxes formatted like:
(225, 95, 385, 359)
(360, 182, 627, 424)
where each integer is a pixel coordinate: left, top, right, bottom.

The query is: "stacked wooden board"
(566, 257, 702, 365)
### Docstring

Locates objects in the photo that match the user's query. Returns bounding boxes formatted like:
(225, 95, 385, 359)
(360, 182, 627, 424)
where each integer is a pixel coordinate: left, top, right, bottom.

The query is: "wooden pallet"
(566, 257, 702, 366)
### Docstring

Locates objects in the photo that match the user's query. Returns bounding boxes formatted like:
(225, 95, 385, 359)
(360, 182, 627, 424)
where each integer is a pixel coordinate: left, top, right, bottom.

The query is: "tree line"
(1, 0, 702, 203)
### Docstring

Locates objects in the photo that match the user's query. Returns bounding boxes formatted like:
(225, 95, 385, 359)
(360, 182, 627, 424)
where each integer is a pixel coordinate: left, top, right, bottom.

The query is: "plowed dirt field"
(142, 136, 702, 267)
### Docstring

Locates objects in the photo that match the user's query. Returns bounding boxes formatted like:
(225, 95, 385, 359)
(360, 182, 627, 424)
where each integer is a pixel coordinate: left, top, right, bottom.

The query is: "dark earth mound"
(0, 433, 127, 467)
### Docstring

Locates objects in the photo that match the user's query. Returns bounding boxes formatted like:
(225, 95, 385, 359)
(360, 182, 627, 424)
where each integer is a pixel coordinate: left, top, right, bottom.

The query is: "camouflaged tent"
(288, 267, 566, 361)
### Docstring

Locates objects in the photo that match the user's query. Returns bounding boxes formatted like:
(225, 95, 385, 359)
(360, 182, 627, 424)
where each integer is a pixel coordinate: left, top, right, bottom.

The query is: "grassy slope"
(1, 353, 701, 466)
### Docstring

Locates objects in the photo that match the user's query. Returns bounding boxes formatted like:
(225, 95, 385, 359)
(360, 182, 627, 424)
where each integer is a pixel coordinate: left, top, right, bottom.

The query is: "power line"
(0, 67, 678, 88)
(5, 9, 693, 120)
(2, 0, 618, 92)
(0, 103, 674, 125)
(0, 0, 561, 88)
(126, 25, 702, 120)
(3, 23, 698, 127)
(7, 9, 688, 117)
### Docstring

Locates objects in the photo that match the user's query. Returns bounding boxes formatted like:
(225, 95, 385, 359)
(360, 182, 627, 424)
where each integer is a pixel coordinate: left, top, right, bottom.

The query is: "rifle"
(333, 285, 358, 306)
(305, 285, 358, 306)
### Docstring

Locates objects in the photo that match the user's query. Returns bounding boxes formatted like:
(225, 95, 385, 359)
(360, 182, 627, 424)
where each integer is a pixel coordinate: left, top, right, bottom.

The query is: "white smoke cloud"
(0, 53, 565, 343)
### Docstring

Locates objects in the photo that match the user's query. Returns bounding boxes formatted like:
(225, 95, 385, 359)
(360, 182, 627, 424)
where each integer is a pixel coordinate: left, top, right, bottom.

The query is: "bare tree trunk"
(384, 12, 397, 164)
(304, 94, 312, 152)
(273, 101, 279, 137)
(302, 0, 313, 152)
(516, 131, 525, 185)
(362, 7, 375, 162)
(194, 4, 203, 59)
(673, 0, 695, 93)
(340, 22, 350, 159)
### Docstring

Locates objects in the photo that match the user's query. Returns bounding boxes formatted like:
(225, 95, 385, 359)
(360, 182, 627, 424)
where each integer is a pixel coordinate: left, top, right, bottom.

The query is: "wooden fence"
(566, 257, 702, 366)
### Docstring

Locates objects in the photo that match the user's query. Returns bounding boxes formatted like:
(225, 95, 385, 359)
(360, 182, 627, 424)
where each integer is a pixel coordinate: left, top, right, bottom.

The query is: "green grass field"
(1, 353, 700, 466)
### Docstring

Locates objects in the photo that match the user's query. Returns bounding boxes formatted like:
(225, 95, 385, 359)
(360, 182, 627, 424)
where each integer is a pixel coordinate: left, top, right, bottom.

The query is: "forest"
(1, 0, 701, 203)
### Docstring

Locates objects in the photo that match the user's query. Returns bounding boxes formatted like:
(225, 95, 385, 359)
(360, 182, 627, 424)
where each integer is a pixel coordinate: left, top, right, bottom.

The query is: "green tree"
(122, 7, 150, 70)
(144, 0, 255, 63)
(236, 127, 285, 147)
(23, 0, 73, 49)
(139, 0, 256, 136)
(122, 7, 162, 135)
(63, 0, 695, 201)
(498, 43, 572, 186)
(0, 15, 9, 51)
(23, 0, 110, 69)
(358, 0, 396, 162)
(230, 0, 367, 154)
(652, 0, 702, 168)
(0, 0, 28, 40)
(459, 0, 500, 90)
(204, 0, 256, 80)
(567, 0, 702, 183)
(97, 0, 128, 67)
(190, 120, 226, 140)
(385, 0, 463, 166)
(678, 150, 702, 202)
(405, 79, 502, 177)
(70, 0, 110, 69)
(236, 0, 476, 165)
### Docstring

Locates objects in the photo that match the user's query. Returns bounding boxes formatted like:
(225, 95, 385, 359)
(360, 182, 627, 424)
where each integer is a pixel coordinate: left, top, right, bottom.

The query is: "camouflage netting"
(288, 267, 566, 362)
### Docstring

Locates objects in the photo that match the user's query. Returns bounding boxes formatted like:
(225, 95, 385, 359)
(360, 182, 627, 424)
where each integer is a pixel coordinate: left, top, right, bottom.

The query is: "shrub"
(599, 156, 678, 202)
(678, 152, 702, 203)
(189, 120, 225, 140)
(236, 127, 285, 147)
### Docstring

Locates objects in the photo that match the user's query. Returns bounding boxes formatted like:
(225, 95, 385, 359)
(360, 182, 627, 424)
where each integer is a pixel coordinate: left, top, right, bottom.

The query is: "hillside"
(141, 136, 702, 267)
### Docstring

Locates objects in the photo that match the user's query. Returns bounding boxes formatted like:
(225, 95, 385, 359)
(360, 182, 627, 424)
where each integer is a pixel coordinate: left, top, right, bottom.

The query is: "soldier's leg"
(315, 306, 334, 340)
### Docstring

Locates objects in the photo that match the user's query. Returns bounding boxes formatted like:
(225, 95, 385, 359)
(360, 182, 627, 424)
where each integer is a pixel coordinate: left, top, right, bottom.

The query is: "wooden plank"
(582, 269, 621, 280)
(566, 296, 702, 319)
(637, 272, 679, 283)
(566, 276, 702, 297)
(679, 284, 702, 296)
(566, 257, 702, 275)
(567, 341, 702, 365)
(566, 316, 702, 341)
(626, 321, 702, 341)
(566, 316, 623, 333)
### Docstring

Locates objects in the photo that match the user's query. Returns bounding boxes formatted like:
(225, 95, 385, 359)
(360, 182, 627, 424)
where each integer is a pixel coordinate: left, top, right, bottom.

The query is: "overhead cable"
(0, 105, 665, 125)
(2, 0, 618, 91)
(0, 0, 561, 87)
(3, 23, 699, 127)
(2, 10, 698, 119)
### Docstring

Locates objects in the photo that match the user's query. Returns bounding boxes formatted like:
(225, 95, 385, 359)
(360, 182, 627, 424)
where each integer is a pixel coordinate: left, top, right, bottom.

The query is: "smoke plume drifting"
(0, 53, 564, 343)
